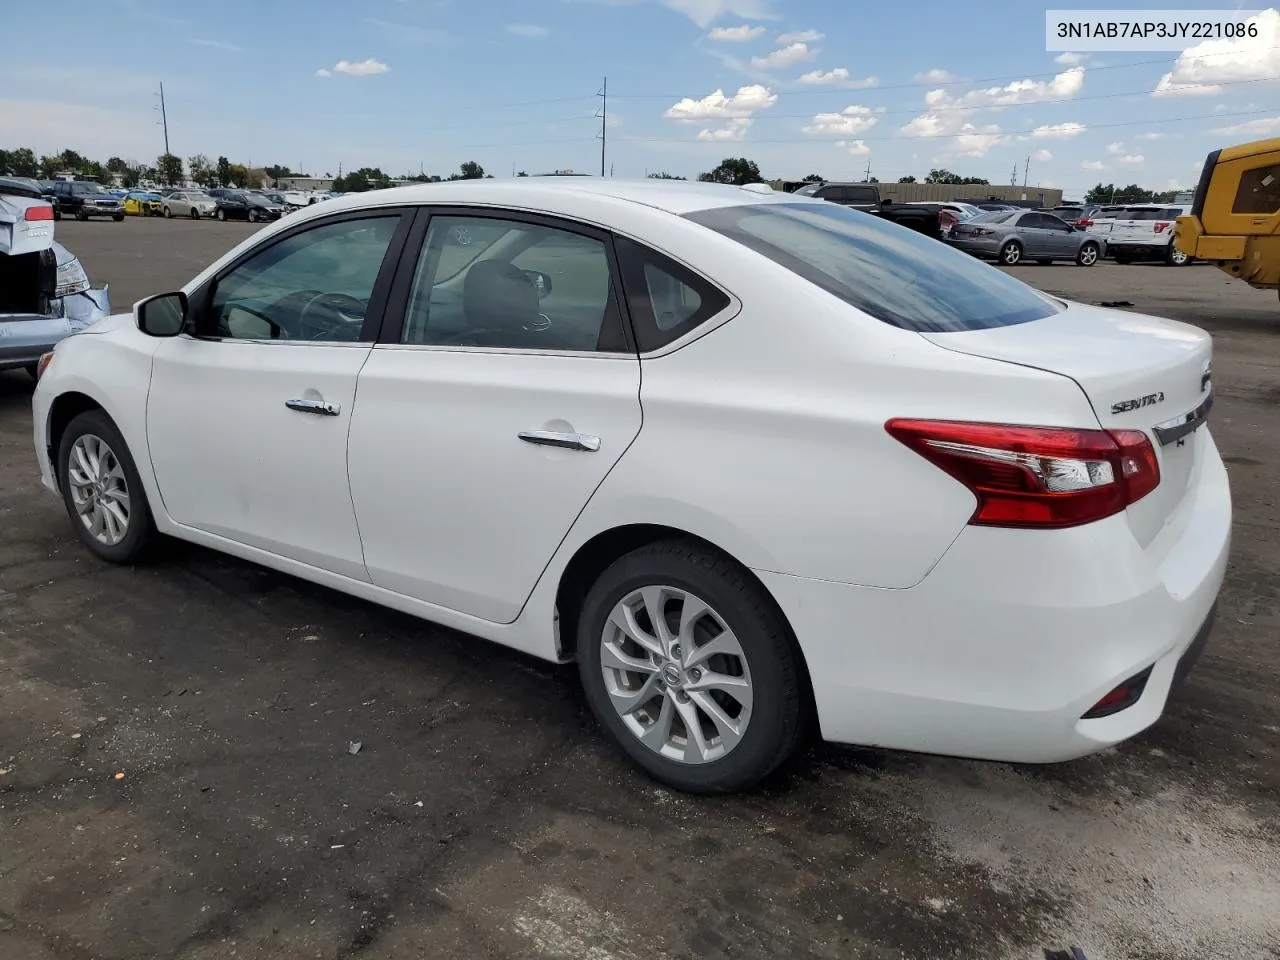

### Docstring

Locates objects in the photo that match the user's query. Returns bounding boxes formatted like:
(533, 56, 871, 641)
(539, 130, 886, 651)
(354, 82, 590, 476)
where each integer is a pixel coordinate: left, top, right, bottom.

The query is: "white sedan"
(31, 178, 1230, 793)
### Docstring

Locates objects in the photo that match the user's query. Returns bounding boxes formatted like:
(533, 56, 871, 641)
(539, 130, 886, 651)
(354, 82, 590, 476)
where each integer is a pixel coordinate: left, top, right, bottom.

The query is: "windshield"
(72, 182, 106, 195)
(686, 202, 1060, 332)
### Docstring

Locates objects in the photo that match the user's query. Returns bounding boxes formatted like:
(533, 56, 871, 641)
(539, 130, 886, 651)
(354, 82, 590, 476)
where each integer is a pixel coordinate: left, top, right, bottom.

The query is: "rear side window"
(614, 236, 731, 351)
(686, 202, 1060, 333)
(1233, 165, 1280, 214)
(847, 186, 878, 202)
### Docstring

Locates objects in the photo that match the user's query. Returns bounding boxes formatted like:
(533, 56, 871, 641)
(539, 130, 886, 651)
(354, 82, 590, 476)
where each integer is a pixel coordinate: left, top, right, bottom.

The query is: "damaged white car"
(1, 176, 110, 379)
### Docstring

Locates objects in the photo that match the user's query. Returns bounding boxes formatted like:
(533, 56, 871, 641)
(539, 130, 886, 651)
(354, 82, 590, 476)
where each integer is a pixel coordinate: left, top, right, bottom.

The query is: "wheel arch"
(46, 390, 109, 487)
(553, 522, 817, 719)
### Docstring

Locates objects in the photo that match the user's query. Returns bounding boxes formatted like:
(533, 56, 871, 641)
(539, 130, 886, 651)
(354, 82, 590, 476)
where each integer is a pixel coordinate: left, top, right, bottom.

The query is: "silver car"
(162, 190, 218, 220)
(946, 209, 1104, 266)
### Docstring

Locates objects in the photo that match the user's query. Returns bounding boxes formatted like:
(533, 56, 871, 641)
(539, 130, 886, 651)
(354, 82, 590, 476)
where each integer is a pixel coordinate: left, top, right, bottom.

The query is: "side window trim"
(374, 205, 638, 356)
(613, 234, 738, 356)
(186, 207, 415, 344)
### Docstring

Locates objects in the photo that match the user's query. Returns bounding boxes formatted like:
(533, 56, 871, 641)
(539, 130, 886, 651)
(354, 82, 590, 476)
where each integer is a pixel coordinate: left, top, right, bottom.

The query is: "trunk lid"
(0, 194, 56, 257)
(921, 302, 1213, 548)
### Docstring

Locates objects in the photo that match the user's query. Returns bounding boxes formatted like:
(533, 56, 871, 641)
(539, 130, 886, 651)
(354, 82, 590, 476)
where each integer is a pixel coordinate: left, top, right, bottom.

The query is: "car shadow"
(0, 369, 36, 412)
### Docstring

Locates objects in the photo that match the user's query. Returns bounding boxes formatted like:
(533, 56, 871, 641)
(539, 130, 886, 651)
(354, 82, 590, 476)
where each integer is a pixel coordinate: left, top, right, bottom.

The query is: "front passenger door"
(146, 212, 410, 580)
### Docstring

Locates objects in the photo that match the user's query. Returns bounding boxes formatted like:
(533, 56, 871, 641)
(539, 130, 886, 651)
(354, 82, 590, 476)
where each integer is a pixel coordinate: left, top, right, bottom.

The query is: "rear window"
(973, 210, 1016, 223)
(685, 202, 1060, 333)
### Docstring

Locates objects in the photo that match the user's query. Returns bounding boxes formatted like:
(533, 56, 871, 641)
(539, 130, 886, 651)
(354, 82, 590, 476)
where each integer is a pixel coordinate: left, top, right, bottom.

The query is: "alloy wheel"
(1171, 248, 1188, 265)
(66, 434, 131, 547)
(1001, 243, 1021, 265)
(600, 585, 753, 765)
(1079, 244, 1099, 265)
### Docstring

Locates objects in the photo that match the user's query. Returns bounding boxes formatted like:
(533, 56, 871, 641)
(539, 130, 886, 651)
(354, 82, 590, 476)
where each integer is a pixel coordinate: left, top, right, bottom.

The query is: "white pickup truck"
(1, 177, 111, 378)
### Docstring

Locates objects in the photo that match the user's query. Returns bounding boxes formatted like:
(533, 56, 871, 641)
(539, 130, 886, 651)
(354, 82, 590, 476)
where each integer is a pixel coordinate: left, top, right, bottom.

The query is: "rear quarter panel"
(565, 224, 1104, 588)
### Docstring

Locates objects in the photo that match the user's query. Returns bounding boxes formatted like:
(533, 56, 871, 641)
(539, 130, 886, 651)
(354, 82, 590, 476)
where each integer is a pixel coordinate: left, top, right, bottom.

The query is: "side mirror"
(135, 291, 188, 337)
(522, 269, 553, 299)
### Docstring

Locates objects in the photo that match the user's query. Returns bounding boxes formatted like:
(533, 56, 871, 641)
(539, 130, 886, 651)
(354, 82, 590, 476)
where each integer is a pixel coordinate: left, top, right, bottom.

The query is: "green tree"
(0, 149, 8, 175)
(924, 168, 989, 185)
(801, 173, 823, 183)
(38, 154, 62, 178)
(516, 170, 529, 177)
(647, 171, 687, 180)
(5, 147, 39, 178)
(156, 153, 183, 185)
(106, 156, 129, 174)
(227, 163, 251, 188)
(697, 157, 762, 186)
(448, 160, 486, 180)
(216, 156, 232, 187)
(263, 164, 302, 184)
(332, 174, 346, 192)
(121, 166, 143, 188)
(187, 154, 215, 187)
(897, 175, 917, 183)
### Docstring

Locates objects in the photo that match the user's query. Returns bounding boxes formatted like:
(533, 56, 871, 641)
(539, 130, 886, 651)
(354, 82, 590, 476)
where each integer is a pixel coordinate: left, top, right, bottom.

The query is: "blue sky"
(3, 0, 1278, 196)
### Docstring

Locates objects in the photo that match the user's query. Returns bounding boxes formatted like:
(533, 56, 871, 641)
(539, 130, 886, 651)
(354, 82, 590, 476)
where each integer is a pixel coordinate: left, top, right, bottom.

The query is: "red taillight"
(24, 204, 54, 222)
(1154, 221, 1171, 233)
(1076, 218, 1093, 228)
(885, 420, 1161, 529)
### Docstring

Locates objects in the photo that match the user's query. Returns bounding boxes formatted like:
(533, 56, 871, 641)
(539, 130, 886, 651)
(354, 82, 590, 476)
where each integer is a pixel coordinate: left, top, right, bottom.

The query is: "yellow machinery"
(1175, 136, 1280, 295)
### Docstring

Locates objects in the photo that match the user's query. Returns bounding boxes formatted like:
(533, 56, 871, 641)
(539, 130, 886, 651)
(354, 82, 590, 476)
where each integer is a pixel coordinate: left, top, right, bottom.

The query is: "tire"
(163, 206, 173, 218)
(75, 209, 88, 222)
(1076, 242, 1100, 266)
(57, 410, 157, 565)
(216, 209, 226, 221)
(1113, 250, 1134, 265)
(998, 240, 1023, 266)
(191, 209, 200, 220)
(1166, 245, 1190, 266)
(53, 208, 62, 221)
(576, 539, 807, 794)
(248, 209, 259, 223)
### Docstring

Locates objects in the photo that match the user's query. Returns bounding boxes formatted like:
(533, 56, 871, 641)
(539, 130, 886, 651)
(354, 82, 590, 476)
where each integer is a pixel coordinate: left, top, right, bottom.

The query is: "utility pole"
(155, 82, 170, 155)
(1010, 162, 1018, 186)
(863, 158, 872, 181)
(1023, 155, 1030, 188)
(595, 77, 608, 177)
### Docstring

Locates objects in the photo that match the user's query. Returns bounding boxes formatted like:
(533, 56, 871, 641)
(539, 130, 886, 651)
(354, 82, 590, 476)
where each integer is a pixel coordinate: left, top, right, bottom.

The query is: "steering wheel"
(297, 292, 368, 340)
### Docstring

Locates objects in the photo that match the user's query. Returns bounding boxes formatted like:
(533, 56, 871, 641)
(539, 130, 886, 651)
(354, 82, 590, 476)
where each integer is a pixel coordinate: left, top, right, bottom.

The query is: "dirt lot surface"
(2, 217, 1279, 960)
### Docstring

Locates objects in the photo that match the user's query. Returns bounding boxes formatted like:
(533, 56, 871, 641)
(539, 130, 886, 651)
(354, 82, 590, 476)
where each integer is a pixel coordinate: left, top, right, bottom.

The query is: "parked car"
(947, 209, 1103, 265)
(48, 180, 124, 222)
(792, 180, 880, 210)
(1088, 204, 1193, 265)
(162, 190, 218, 219)
(123, 191, 165, 217)
(31, 179, 1226, 793)
(0, 177, 111, 378)
(214, 190, 284, 222)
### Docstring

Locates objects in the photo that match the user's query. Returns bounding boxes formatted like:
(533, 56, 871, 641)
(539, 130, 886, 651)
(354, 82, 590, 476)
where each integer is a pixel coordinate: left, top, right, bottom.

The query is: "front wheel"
(57, 410, 158, 564)
(248, 209, 259, 223)
(999, 240, 1023, 266)
(53, 208, 62, 221)
(576, 540, 808, 794)
(75, 209, 88, 222)
(1076, 242, 1100, 266)
(163, 206, 173, 218)
(191, 209, 200, 220)
(216, 209, 226, 221)
(1166, 245, 1190, 266)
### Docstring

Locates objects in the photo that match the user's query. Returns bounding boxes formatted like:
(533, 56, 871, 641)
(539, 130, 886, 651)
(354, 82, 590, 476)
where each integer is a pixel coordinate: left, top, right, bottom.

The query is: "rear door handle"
(518, 430, 600, 452)
(286, 398, 341, 416)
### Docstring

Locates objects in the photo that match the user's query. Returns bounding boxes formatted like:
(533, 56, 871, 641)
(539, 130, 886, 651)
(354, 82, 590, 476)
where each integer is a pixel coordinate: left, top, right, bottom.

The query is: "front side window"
(207, 216, 399, 342)
(1232, 164, 1280, 215)
(401, 215, 623, 352)
(686, 201, 1061, 333)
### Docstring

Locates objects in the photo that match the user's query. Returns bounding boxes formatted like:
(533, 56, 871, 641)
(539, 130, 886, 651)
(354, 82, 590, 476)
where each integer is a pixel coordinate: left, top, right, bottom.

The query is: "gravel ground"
(1, 217, 1278, 959)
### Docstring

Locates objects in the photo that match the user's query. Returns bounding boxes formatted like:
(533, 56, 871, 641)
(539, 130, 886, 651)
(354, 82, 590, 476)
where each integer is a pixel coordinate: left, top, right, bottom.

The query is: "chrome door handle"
(285, 398, 341, 416)
(518, 430, 600, 452)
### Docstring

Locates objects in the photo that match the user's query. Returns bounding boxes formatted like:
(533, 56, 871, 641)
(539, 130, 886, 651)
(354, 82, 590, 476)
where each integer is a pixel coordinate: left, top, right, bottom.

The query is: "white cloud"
(1106, 141, 1125, 155)
(837, 139, 871, 157)
(749, 41, 815, 70)
(948, 66, 1085, 109)
(1031, 121, 1087, 139)
(1081, 160, 1106, 171)
(1215, 116, 1280, 136)
(796, 68, 877, 88)
(952, 124, 1009, 157)
(1137, 131, 1167, 140)
(1054, 51, 1090, 65)
(707, 24, 765, 40)
(803, 105, 879, 136)
(506, 23, 549, 37)
(189, 39, 244, 52)
(1032, 148, 1053, 162)
(664, 83, 776, 120)
(913, 68, 957, 83)
(776, 29, 823, 44)
(1117, 154, 1144, 166)
(318, 58, 390, 77)
(1153, 8, 1280, 96)
(697, 118, 752, 141)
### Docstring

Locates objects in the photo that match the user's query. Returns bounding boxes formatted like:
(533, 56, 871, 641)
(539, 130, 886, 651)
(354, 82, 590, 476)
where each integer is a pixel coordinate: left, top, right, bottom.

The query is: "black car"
(214, 190, 284, 223)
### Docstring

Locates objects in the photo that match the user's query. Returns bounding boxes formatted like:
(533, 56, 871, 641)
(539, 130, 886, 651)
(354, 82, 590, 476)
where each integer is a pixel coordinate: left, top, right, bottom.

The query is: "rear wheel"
(216, 209, 226, 221)
(53, 208, 62, 221)
(1076, 242, 1100, 266)
(190, 209, 200, 220)
(57, 410, 158, 564)
(999, 240, 1023, 266)
(577, 540, 807, 794)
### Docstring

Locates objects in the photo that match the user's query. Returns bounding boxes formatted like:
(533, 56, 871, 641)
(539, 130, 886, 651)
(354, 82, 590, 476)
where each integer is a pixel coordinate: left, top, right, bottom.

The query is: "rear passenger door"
(346, 208, 643, 624)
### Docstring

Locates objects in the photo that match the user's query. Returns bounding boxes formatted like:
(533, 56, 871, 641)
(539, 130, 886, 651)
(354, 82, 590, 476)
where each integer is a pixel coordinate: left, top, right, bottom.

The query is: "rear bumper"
(759, 429, 1231, 763)
(946, 237, 1001, 258)
(1, 289, 111, 370)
